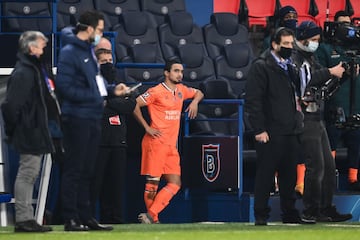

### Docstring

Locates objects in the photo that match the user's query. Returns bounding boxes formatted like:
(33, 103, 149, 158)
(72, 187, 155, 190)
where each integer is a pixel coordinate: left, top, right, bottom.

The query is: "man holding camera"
(316, 11, 360, 191)
(292, 20, 352, 223)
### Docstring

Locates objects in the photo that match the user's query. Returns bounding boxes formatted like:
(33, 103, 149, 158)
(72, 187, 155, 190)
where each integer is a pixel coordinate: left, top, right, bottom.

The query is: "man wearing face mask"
(90, 41, 136, 224)
(292, 20, 352, 223)
(245, 27, 304, 225)
(56, 11, 127, 231)
(262, 5, 298, 53)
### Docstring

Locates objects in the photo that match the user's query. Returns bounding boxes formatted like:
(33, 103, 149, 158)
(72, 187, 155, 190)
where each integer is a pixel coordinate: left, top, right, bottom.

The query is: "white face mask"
(92, 34, 101, 46)
(305, 41, 319, 52)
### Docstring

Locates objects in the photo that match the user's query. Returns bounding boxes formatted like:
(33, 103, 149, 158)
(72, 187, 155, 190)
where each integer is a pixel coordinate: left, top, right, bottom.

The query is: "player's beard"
(169, 78, 181, 85)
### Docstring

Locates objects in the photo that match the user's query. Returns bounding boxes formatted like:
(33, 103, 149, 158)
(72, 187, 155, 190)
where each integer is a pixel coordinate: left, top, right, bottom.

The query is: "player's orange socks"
(144, 183, 159, 210)
(148, 183, 180, 222)
(295, 163, 305, 195)
(348, 168, 358, 183)
(296, 164, 305, 185)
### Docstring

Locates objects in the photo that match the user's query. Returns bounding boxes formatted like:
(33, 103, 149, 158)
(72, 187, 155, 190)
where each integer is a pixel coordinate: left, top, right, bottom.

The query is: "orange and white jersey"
(140, 82, 197, 146)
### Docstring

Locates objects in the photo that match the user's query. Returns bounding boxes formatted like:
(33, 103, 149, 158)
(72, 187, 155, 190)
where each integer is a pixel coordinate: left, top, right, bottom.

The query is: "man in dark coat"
(245, 27, 303, 225)
(90, 41, 136, 223)
(1, 31, 61, 232)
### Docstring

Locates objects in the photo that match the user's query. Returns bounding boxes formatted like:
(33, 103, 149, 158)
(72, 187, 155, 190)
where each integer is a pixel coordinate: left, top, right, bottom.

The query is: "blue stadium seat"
(139, 0, 186, 26)
(176, 43, 216, 88)
(57, 0, 94, 30)
(214, 43, 253, 98)
(113, 11, 162, 63)
(93, 0, 140, 31)
(196, 78, 239, 135)
(158, 11, 207, 61)
(203, 13, 250, 60)
(2, 2, 52, 32)
(124, 44, 164, 86)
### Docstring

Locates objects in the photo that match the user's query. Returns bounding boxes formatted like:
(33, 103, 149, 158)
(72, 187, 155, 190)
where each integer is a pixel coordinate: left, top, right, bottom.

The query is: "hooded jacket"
(55, 27, 105, 119)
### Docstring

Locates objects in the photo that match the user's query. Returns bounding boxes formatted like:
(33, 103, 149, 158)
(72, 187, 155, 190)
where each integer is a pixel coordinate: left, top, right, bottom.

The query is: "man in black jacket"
(292, 20, 352, 223)
(91, 41, 136, 223)
(245, 27, 303, 225)
(1, 31, 61, 232)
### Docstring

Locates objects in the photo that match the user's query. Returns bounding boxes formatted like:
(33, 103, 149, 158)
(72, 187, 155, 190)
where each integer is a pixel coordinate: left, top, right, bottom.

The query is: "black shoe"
(15, 220, 52, 232)
(300, 214, 317, 224)
(64, 219, 89, 231)
(349, 181, 360, 191)
(283, 215, 315, 224)
(318, 206, 353, 222)
(85, 218, 113, 231)
(255, 218, 267, 226)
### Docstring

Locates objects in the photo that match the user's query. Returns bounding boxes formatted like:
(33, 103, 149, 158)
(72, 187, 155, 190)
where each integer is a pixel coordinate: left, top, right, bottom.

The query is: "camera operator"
(316, 11, 360, 191)
(292, 20, 352, 223)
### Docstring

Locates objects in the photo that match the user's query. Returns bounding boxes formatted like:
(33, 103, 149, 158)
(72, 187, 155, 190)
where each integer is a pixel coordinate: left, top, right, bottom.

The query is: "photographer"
(293, 20, 352, 223)
(316, 11, 360, 191)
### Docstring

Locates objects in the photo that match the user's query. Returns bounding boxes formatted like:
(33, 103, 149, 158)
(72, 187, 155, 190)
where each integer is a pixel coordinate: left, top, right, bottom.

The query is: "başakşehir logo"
(202, 144, 220, 182)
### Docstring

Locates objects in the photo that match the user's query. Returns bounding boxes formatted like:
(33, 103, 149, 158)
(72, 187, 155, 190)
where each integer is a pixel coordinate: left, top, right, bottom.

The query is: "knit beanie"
(296, 21, 322, 40)
(278, 6, 297, 21)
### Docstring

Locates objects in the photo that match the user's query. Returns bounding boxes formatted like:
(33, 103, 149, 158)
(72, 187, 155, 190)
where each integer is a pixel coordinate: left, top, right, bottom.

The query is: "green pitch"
(1, 222, 360, 240)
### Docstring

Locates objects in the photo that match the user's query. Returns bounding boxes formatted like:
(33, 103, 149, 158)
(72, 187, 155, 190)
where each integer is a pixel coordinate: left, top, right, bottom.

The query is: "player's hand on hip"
(146, 127, 162, 138)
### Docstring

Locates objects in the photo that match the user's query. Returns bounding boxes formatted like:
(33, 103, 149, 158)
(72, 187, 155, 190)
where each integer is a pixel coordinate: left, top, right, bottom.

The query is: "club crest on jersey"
(177, 92, 182, 99)
(142, 92, 150, 99)
(202, 144, 220, 182)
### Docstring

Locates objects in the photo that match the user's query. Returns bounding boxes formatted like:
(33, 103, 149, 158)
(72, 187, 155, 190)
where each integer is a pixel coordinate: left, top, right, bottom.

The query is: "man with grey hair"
(1, 31, 61, 232)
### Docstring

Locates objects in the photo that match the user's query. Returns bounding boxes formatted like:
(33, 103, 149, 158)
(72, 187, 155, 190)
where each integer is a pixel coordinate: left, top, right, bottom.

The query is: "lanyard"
(90, 47, 100, 74)
(41, 66, 54, 92)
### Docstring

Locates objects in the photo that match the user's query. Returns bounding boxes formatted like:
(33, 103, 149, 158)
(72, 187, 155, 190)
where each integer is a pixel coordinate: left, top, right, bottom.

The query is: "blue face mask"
(92, 34, 101, 46)
(283, 19, 297, 31)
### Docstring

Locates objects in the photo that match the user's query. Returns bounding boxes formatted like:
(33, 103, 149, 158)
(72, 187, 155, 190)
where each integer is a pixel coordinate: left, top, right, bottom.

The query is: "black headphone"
(271, 27, 292, 44)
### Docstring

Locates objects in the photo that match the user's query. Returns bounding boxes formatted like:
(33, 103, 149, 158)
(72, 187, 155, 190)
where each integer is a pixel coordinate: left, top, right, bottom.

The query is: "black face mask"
(282, 19, 297, 31)
(100, 62, 117, 83)
(278, 46, 292, 59)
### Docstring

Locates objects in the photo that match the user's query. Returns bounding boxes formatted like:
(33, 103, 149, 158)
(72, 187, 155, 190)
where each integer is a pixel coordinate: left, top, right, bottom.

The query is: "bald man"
(95, 37, 112, 51)
(91, 36, 136, 224)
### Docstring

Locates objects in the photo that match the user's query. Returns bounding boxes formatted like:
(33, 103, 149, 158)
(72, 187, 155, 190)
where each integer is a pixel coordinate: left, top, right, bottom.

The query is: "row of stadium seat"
(0, 0, 186, 32)
(116, 11, 253, 98)
(0, 1, 254, 98)
(4, 0, 360, 33)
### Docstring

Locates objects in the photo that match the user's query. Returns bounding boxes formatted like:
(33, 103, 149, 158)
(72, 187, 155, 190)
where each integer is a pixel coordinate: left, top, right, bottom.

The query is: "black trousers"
(61, 116, 101, 222)
(91, 146, 127, 223)
(254, 134, 299, 220)
(301, 120, 335, 215)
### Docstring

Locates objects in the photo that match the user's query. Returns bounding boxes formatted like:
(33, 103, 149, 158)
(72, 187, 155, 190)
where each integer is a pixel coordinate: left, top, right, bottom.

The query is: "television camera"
(323, 21, 360, 47)
(323, 21, 360, 129)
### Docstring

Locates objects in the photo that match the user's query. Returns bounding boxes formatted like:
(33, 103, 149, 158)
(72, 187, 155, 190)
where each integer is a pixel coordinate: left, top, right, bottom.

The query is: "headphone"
(271, 27, 293, 44)
(274, 27, 286, 40)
